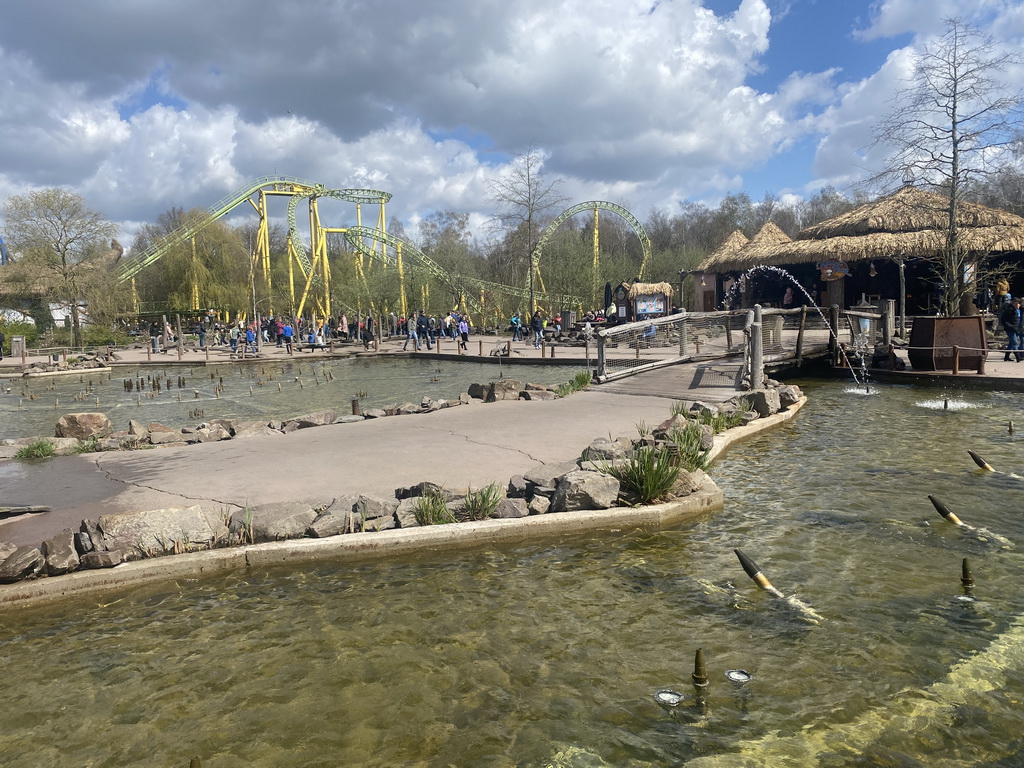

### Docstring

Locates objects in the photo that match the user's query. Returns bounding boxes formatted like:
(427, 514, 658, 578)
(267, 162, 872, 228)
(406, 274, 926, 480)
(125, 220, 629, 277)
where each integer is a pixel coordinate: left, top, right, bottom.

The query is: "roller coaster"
(114, 175, 652, 321)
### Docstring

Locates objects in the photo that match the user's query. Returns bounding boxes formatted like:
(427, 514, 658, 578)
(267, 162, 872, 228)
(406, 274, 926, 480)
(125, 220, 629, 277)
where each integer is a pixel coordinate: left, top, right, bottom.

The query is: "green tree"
(2, 188, 119, 345)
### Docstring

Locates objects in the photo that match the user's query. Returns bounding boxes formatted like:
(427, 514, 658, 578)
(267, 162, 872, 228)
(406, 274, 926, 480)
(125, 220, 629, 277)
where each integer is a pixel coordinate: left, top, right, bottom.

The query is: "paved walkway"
(0, 389, 691, 548)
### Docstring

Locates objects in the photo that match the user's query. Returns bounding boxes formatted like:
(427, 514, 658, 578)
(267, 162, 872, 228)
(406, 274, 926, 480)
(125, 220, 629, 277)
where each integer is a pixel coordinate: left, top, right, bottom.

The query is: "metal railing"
(595, 305, 890, 386)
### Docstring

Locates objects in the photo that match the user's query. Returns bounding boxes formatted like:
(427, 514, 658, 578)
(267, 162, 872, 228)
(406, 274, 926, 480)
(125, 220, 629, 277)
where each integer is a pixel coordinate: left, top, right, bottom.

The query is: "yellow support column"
(397, 242, 408, 319)
(593, 207, 601, 310)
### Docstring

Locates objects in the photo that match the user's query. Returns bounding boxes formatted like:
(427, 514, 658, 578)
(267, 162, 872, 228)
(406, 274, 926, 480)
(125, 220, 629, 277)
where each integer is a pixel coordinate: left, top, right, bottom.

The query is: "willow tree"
(872, 18, 1024, 315)
(1, 188, 119, 345)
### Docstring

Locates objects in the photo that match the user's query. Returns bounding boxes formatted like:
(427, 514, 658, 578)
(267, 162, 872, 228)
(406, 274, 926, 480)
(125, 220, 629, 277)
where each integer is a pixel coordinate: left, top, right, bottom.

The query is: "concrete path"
(0, 390, 688, 547)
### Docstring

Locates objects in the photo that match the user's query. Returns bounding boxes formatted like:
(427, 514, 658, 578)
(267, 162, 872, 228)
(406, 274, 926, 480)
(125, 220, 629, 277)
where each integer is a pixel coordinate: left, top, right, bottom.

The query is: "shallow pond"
(0, 357, 581, 440)
(1, 379, 1023, 766)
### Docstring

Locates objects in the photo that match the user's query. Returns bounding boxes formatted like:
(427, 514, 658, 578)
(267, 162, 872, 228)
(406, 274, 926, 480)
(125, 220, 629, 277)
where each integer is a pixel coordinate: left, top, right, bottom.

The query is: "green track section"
(345, 226, 580, 314)
(115, 176, 391, 282)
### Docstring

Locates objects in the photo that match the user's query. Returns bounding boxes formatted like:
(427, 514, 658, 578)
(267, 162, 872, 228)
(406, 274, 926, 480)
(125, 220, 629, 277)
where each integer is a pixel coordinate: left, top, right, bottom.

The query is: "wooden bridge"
(592, 305, 895, 398)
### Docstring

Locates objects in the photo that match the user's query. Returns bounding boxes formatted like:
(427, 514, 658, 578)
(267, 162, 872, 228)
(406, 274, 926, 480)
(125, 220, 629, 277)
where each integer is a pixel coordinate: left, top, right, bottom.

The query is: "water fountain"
(724, 265, 872, 389)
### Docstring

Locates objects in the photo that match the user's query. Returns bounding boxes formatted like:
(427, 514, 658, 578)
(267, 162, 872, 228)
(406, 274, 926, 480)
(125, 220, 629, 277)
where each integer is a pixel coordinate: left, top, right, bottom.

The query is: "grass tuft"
(14, 439, 56, 460)
(415, 489, 457, 526)
(463, 483, 503, 520)
(602, 445, 680, 505)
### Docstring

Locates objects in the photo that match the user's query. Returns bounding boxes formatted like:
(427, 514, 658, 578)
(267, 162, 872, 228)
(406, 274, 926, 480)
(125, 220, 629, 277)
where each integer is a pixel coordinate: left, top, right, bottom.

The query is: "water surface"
(1, 379, 1023, 766)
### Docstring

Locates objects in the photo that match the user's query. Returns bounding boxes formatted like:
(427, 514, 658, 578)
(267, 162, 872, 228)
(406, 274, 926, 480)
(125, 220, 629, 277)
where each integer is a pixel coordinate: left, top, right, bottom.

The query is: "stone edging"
(0, 486, 725, 607)
(0, 396, 807, 609)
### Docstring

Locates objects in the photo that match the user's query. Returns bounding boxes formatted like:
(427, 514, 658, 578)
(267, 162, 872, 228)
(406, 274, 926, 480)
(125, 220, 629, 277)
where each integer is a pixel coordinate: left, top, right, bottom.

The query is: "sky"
(1, 0, 1023, 253)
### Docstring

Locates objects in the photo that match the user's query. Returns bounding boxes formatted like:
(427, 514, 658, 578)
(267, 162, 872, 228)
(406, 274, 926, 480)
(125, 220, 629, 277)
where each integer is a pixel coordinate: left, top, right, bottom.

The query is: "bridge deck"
(595, 359, 746, 402)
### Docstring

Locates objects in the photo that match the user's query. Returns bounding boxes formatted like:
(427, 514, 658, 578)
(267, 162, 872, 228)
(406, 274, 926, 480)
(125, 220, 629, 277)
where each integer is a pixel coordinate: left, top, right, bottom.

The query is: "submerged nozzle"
(961, 557, 975, 590)
(968, 450, 995, 472)
(928, 495, 965, 527)
(692, 648, 709, 689)
(734, 548, 780, 595)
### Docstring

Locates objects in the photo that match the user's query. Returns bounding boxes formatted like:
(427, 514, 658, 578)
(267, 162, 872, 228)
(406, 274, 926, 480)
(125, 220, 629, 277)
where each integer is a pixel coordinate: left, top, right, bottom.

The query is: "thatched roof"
(799, 185, 1024, 239)
(698, 222, 791, 272)
(699, 186, 1024, 271)
(699, 229, 748, 272)
(628, 281, 674, 299)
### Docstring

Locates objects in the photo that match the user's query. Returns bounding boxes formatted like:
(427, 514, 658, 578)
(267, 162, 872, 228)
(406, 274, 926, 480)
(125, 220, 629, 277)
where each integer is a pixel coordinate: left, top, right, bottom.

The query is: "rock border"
(0, 395, 806, 608)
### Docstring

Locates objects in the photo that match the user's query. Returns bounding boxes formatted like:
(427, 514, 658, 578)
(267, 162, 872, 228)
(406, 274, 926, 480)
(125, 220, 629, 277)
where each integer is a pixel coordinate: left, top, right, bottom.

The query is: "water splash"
(725, 264, 868, 387)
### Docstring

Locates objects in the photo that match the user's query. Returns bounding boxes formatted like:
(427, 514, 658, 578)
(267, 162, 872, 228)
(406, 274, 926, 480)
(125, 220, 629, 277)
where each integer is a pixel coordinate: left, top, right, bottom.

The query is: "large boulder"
(394, 498, 421, 528)
(489, 379, 524, 402)
(0, 546, 45, 583)
(230, 501, 317, 542)
(99, 505, 229, 559)
(232, 421, 282, 438)
(493, 498, 529, 519)
(551, 470, 620, 512)
(524, 461, 580, 496)
(42, 529, 80, 575)
(282, 409, 337, 431)
(745, 388, 782, 418)
(55, 413, 112, 440)
(777, 384, 804, 409)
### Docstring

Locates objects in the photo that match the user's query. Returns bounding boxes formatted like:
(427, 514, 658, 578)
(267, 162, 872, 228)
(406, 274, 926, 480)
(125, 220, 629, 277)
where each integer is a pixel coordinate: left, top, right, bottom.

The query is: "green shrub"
(74, 436, 101, 454)
(666, 422, 710, 472)
(602, 445, 680, 504)
(463, 483, 503, 520)
(14, 440, 56, 460)
(555, 370, 593, 396)
(415, 489, 457, 525)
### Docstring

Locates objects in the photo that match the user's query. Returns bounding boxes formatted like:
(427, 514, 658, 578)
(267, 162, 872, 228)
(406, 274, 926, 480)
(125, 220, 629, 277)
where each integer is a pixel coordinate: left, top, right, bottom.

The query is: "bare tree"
(487, 145, 568, 313)
(2, 188, 119, 345)
(872, 18, 1024, 315)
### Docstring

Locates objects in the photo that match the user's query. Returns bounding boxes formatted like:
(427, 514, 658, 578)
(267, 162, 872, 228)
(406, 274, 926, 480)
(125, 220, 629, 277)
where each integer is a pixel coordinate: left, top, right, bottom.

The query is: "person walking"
(281, 320, 294, 354)
(416, 310, 433, 350)
(531, 310, 544, 349)
(1001, 297, 1023, 362)
(458, 316, 469, 351)
(403, 310, 421, 351)
(510, 312, 523, 342)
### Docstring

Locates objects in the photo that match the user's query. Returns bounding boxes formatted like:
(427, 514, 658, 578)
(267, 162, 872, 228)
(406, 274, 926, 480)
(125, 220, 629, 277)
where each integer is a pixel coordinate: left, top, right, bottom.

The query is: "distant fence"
(595, 305, 894, 386)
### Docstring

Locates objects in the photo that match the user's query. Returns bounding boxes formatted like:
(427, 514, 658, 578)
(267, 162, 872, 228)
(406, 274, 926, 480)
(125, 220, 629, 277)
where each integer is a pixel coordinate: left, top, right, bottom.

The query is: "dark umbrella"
(604, 281, 613, 314)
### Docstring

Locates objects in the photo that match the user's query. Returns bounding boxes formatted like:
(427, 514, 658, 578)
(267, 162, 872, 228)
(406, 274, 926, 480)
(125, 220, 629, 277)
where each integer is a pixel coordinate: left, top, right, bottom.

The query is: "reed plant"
(463, 483, 503, 521)
(666, 422, 710, 472)
(602, 445, 680, 504)
(415, 489, 457, 525)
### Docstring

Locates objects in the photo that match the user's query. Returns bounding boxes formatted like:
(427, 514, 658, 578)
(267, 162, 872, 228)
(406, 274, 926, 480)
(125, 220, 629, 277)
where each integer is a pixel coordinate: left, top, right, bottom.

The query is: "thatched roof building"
(627, 281, 674, 299)
(699, 186, 1024, 273)
(698, 221, 790, 272)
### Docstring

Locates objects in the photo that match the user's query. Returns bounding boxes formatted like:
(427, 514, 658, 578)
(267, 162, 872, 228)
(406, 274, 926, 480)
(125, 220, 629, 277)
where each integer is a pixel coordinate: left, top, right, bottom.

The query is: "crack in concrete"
(92, 456, 242, 510)
(409, 424, 545, 463)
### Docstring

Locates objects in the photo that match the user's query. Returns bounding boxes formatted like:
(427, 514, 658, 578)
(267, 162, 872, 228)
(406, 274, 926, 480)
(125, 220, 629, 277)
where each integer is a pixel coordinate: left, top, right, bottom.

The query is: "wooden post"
(978, 350, 986, 375)
(750, 304, 764, 391)
(161, 314, 169, 355)
(435, 338, 441, 354)
(795, 306, 807, 367)
(597, 335, 606, 378)
(678, 316, 688, 358)
(829, 304, 840, 363)
(888, 344, 896, 370)
(478, 340, 483, 356)
(146, 342, 152, 362)
(175, 314, 184, 360)
(541, 341, 547, 358)
(351, 398, 361, 415)
(952, 345, 960, 375)
(205, 345, 209, 363)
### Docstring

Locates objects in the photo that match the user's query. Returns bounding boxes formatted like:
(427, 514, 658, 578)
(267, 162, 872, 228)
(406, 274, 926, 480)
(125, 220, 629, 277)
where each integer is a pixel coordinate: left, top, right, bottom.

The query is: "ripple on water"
(0, 379, 1023, 766)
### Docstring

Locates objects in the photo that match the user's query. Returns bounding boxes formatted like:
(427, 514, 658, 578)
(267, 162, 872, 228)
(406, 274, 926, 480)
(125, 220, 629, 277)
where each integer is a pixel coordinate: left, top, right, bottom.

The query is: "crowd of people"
(135, 304, 614, 357)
